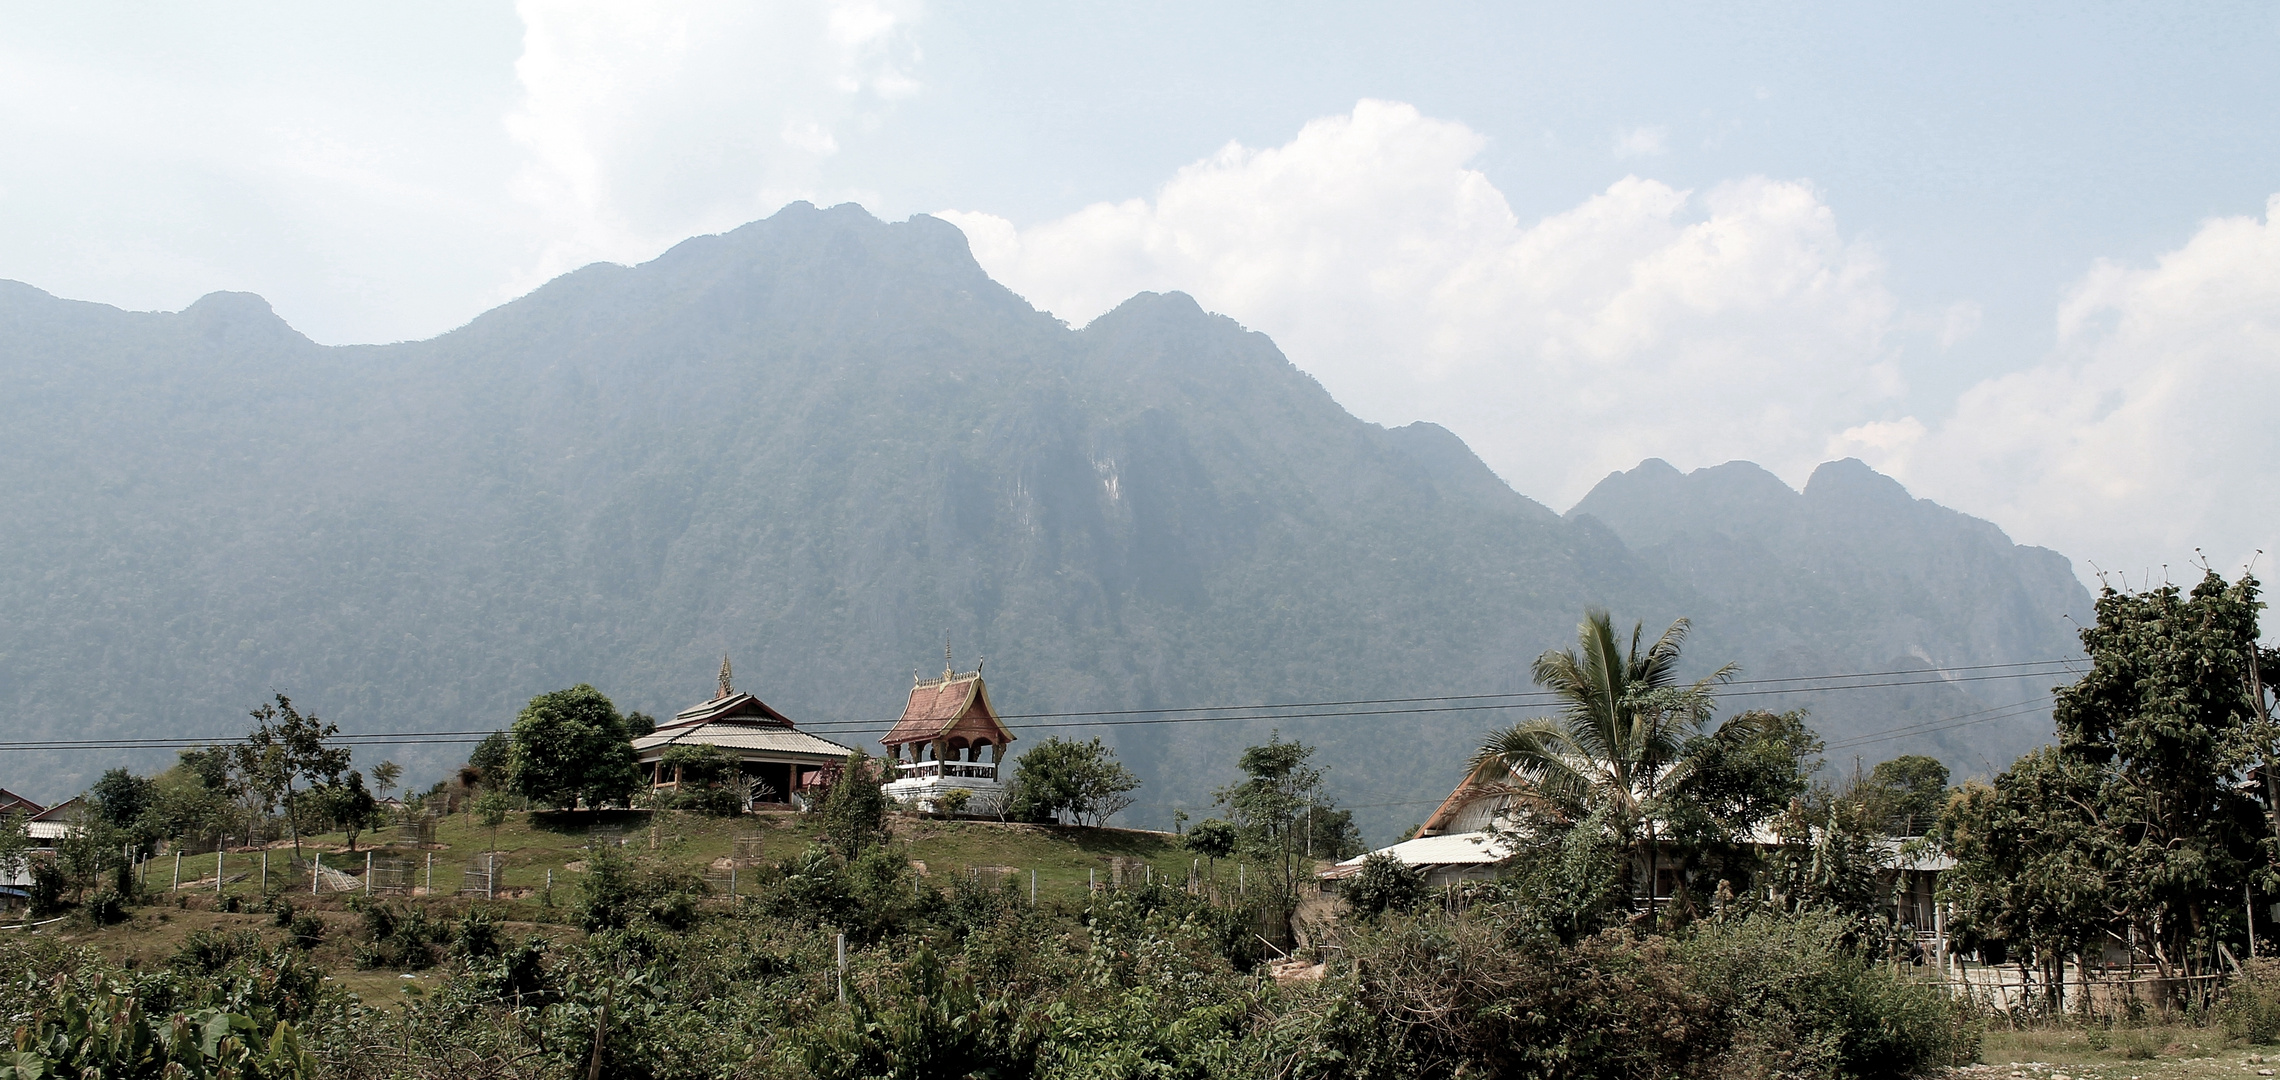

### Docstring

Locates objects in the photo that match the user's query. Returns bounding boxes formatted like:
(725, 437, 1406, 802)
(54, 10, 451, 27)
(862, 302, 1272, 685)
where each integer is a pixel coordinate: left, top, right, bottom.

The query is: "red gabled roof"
(882, 672, 1014, 749)
(0, 788, 43, 816)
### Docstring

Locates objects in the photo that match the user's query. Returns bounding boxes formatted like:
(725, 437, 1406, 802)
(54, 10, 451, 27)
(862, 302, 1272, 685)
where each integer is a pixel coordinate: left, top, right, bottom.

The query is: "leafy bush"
(83, 888, 129, 926)
(1341, 852, 1427, 918)
(2226, 958, 2280, 1044)
(173, 929, 269, 975)
(576, 842, 709, 934)
(353, 902, 452, 970)
(799, 946, 1045, 1080)
(0, 973, 318, 1080)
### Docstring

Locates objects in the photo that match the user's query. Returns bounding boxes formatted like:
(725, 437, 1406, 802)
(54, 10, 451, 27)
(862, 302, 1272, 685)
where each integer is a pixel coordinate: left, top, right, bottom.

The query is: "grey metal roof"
(632, 722, 854, 761)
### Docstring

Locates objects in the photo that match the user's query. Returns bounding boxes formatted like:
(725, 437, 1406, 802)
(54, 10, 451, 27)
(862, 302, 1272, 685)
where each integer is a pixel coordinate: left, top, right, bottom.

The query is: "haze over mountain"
(0, 203, 2090, 839)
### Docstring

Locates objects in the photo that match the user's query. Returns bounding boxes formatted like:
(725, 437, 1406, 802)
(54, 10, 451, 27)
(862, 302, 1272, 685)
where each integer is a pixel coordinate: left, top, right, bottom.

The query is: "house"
(1318, 831, 1515, 890)
(631, 657, 857, 807)
(25, 797, 83, 843)
(1328, 756, 1956, 919)
(0, 787, 43, 817)
(880, 652, 1015, 813)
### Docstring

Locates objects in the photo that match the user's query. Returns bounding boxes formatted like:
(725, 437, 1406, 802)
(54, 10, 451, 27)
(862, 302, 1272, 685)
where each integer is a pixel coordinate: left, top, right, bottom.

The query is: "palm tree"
(1471, 609, 1739, 921)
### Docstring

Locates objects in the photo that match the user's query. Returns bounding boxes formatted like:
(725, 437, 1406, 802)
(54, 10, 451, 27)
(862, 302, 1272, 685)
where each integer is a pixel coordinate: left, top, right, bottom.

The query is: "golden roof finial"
(943, 634, 955, 682)
(718, 655, 733, 700)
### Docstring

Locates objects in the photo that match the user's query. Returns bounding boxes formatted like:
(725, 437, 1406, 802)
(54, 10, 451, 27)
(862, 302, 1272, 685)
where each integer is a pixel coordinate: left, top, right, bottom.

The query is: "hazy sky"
(3, 2, 2275, 586)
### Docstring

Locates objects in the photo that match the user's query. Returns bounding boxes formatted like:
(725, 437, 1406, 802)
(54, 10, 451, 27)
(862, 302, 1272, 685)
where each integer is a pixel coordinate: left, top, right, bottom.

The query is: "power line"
(0, 656, 2084, 754)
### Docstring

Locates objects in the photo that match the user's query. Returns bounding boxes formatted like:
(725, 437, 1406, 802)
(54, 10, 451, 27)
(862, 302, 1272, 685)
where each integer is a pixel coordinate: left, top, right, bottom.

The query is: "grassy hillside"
(47, 807, 1198, 988)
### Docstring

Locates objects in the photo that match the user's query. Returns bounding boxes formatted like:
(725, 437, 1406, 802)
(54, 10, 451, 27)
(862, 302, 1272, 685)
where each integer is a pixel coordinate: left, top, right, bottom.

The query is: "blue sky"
(2, 2, 2275, 582)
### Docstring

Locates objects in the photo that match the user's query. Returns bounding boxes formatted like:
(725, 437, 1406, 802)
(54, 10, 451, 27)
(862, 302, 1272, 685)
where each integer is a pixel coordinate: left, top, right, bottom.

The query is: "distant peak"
(181, 291, 280, 320)
(1804, 457, 1913, 504)
(177, 291, 312, 347)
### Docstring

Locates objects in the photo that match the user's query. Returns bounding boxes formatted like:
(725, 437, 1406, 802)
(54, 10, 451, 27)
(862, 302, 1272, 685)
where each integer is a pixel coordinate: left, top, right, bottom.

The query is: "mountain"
(0, 203, 2090, 839)
(1568, 458, 2088, 774)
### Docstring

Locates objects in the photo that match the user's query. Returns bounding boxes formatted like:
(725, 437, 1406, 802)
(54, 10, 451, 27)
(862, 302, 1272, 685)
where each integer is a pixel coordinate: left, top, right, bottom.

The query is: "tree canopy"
(506, 684, 639, 811)
(1008, 737, 1140, 827)
(1940, 569, 2270, 983)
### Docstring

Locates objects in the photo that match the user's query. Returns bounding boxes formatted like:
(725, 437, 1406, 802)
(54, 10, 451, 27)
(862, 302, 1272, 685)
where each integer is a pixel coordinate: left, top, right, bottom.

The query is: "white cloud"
(942, 100, 1902, 507)
(504, 0, 921, 291)
(1849, 195, 2280, 580)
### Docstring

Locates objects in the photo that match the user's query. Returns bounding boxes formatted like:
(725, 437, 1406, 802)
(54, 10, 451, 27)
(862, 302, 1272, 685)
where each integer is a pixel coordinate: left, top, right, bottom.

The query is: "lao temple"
(632, 658, 856, 807)
(879, 654, 1016, 811)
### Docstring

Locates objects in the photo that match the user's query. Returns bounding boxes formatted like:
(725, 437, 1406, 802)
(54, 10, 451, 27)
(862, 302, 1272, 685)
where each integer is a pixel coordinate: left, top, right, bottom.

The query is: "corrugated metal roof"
(632, 722, 853, 760)
(667, 692, 795, 728)
(1320, 831, 1514, 878)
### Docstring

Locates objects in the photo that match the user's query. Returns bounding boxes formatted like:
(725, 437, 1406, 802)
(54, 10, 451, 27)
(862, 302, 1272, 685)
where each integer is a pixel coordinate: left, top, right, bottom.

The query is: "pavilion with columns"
(879, 650, 1015, 811)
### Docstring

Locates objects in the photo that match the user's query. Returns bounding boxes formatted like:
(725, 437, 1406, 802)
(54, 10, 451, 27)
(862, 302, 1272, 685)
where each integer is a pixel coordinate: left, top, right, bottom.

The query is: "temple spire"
(718, 655, 734, 700)
(943, 635, 955, 681)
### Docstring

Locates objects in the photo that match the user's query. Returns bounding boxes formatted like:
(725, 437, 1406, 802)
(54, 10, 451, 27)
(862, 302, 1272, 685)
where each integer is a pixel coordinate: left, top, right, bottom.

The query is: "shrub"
(287, 912, 326, 951)
(83, 889, 129, 926)
(353, 902, 452, 970)
(798, 946, 1045, 1080)
(2226, 958, 2280, 1044)
(173, 929, 268, 975)
(576, 842, 710, 934)
(1341, 852, 1427, 919)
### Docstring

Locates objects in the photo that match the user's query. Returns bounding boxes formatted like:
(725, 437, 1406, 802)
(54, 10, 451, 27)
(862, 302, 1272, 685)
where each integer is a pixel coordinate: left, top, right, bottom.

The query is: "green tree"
(658, 743, 744, 815)
(1183, 817, 1238, 884)
(1943, 570, 2269, 982)
(1007, 736, 1140, 826)
(819, 750, 887, 860)
(314, 771, 383, 852)
(466, 730, 510, 782)
(370, 759, 403, 800)
(506, 685, 638, 810)
(230, 694, 352, 862)
(145, 749, 238, 852)
(1937, 750, 2110, 995)
(1657, 708, 1822, 909)
(1470, 609, 1740, 920)
(1851, 755, 1951, 837)
(1342, 851, 1428, 919)
(88, 768, 155, 831)
(1213, 735, 1352, 924)
(0, 810, 30, 892)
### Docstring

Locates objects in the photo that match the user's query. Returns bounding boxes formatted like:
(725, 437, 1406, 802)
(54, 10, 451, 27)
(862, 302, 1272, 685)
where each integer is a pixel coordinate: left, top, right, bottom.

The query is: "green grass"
(105, 808, 1219, 915)
(1969, 1025, 2279, 1079)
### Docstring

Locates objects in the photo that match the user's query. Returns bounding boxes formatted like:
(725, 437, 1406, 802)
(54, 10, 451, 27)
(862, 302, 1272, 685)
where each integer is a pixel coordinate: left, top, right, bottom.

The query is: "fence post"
(313, 853, 321, 896)
(216, 846, 224, 895)
(173, 851, 181, 891)
(1030, 869, 1036, 906)
(836, 932, 848, 1004)
(425, 853, 432, 895)
(487, 854, 494, 901)
(365, 851, 373, 895)
(261, 852, 268, 893)
(730, 863, 737, 900)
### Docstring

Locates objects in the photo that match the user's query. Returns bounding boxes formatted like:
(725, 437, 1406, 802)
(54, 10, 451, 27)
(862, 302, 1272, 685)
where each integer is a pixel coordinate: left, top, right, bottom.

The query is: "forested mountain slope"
(0, 203, 2090, 838)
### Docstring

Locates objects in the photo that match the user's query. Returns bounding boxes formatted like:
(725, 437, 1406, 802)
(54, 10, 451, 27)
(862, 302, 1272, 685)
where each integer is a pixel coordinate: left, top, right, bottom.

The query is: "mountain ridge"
(0, 202, 2089, 837)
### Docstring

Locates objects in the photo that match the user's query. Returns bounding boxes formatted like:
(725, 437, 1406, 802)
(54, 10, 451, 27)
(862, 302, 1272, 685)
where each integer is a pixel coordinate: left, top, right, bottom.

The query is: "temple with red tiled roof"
(880, 650, 1014, 812)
